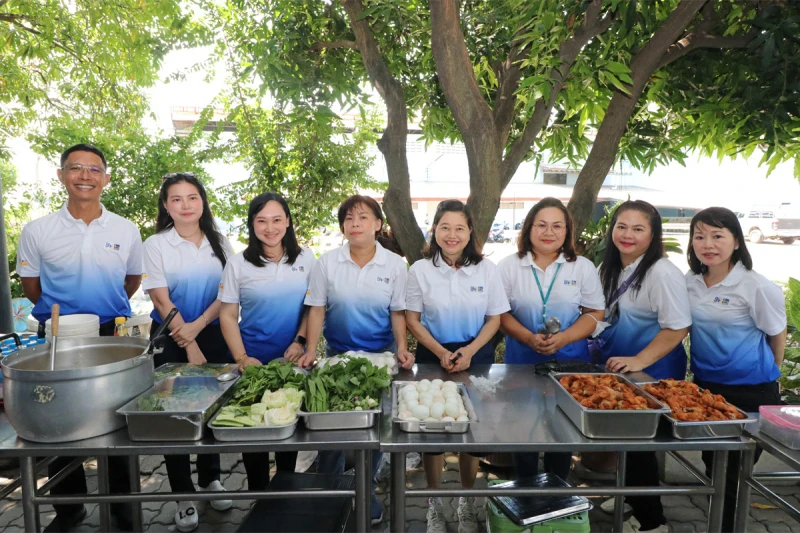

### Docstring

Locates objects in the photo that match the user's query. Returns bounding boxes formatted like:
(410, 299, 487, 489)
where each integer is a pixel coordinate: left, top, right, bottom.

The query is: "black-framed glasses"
(162, 172, 197, 182)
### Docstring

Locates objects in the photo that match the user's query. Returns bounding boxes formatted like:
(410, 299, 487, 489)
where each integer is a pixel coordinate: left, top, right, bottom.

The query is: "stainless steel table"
(0, 412, 378, 533)
(739, 426, 800, 530)
(381, 365, 756, 532)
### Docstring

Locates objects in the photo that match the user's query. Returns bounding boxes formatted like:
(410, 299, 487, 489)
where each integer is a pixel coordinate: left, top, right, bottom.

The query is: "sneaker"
(371, 494, 384, 526)
(457, 496, 479, 533)
(201, 480, 233, 511)
(426, 498, 446, 533)
(573, 460, 616, 481)
(43, 506, 87, 533)
(600, 497, 633, 514)
(175, 501, 199, 532)
(622, 517, 669, 533)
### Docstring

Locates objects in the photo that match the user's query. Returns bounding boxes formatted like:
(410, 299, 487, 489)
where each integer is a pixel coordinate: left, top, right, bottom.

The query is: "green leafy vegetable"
(230, 360, 306, 407)
(304, 357, 391, 412)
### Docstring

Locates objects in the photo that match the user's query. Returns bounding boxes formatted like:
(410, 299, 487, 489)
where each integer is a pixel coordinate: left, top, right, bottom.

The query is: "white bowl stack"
(45, 314, 100, 340)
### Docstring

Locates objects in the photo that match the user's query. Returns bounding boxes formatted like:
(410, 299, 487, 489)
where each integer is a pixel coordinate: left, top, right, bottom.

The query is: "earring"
(734, 247, 739, 250)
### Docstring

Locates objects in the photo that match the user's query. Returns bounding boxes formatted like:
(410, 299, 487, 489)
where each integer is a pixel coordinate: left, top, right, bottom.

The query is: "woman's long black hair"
(423, 199, 483, 267)
(598, 200, 664, 303)
(157, 173, 227, 269)
(243, 192, 302, 267)
(687, 207, 753, 274)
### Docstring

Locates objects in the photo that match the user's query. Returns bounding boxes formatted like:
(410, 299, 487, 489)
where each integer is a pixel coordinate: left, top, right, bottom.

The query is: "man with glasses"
(16, 143, 143, 532)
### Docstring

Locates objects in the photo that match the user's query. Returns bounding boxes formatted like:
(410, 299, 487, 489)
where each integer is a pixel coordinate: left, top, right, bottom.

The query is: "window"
(543, 173, 567, 185)
(499, 201, 524, 209)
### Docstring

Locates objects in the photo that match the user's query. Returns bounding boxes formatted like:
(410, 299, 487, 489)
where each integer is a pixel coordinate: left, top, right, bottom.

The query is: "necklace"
(177, 227, 202, 241)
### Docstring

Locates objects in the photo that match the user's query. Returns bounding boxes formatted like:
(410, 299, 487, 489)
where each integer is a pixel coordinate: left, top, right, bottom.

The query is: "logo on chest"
(104, 242, 121, 251)
(291, 266, 305, 272)
(470, 286, 484, 293)
(376, 276, 391, 284)
(713, 296, 731, 305)
(562, 280, 577, 286)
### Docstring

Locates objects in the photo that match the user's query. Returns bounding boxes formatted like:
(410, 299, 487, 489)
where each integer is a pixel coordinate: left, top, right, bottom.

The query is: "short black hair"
(60, 143, 107, 169)
(687, 207, 753, 274)
(337, 195, 384, 238)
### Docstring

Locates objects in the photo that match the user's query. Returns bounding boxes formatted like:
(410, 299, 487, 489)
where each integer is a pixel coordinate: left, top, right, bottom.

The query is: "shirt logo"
(377, 276, 390, 284)
(143, 274, 148, 279)
(306, 290, 311, 295)
(211, 252, 216, 258)
(113, 244, 120, 251)
(713, 297, 730, 305)
(219, 283, 224, 290)
(105, 242, 112, 248)
(478, 286, 484, 293)
(299, 266, 304, 272)
(470, 286, 476, 292)
(564, 280, 577, 286)
(20, 260, 28, 266)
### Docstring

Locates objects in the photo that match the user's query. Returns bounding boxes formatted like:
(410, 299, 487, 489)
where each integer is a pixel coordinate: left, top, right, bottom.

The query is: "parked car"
(738, 204, 800, 244)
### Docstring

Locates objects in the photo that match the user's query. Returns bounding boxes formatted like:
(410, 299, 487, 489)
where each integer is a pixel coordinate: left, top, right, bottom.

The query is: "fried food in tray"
(642, 379, 746, 422)
(558, 374, 651, 410)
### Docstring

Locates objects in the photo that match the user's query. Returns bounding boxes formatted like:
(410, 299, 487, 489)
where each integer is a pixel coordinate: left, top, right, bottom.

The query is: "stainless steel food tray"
(298, 402, 382, 430)
(642, 382, 757, 440)
(117, 376, 238, 441)
(391, 381, 478, 433)
(209, 416, 298, 441)
(153, 363, 238, 381)
(551, 373, 670, 439)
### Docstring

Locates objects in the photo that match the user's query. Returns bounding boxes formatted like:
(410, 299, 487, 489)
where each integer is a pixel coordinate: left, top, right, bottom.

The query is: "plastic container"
(125, 314, 152, 339)
(485, 480, 591, 533)
(45, 314, 100, 340)
(114, 317, 129, 337)
(759, 406, 800, 450)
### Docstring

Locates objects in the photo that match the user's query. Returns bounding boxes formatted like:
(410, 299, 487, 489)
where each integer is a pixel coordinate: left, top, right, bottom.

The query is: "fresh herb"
(304, 357, 390, 412)
(230, 360, 306, 407)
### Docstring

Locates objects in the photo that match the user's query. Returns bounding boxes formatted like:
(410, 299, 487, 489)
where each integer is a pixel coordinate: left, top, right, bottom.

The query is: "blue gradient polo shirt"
(304, 242, 407, 353)
(142, 228, 234, 324)
(686, 262, 785, 385)
(596, 256, 692, 380)
(16, 203, 143, 324)
(218, 248, 316, 363)
(406, 256, 509, 343)
(498, 252, 605, 364)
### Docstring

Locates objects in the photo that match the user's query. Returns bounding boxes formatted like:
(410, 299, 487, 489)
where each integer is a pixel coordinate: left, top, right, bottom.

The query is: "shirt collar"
(165, 227, 210, 249)
(521, 252, 567, 271)
(621, 254, 645, 275)
(338, 241, 387, 266)
(59, 202, 110, 228)
(433, 256, 477, 277)
(689, 261, 747, 288)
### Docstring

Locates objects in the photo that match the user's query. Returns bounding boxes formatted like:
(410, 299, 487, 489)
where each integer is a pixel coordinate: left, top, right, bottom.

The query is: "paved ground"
(1, 450, 798, 533)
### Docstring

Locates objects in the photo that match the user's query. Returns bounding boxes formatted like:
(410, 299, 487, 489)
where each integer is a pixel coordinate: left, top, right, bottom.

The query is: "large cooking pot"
(1, 337, 155, 442)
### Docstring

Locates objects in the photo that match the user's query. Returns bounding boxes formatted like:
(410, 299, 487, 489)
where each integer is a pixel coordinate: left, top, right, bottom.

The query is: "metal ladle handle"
(49, 304, 60, 371)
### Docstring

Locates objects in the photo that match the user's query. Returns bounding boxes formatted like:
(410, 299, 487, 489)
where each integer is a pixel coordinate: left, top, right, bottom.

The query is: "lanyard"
(531, 262, 562, 324)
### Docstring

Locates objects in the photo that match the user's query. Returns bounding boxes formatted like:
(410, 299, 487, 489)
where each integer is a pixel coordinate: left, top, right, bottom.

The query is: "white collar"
(338, 241, 387, 266)
(433, 255, 477, 277)
(164, 226, 210, 248)
(521, 252, 567, 271)
(58, 202, 109, 227)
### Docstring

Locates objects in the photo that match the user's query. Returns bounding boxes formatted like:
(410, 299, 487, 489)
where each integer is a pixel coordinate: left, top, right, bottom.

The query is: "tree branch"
(501, 0, 614, 186)
(309, 39, 358, 52)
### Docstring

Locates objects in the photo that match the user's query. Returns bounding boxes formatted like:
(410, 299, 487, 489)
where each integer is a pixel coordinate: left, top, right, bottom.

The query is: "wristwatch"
(294, 335, 307, 347)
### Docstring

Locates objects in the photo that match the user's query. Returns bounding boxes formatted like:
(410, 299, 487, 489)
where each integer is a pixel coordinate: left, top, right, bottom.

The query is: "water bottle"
(114, 317, 129, 337)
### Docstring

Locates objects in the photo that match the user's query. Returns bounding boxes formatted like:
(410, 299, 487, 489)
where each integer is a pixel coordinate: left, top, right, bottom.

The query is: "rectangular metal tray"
(551, 373, 670, 439)
(298, 401, 382, 431)
(642, 382, 757, 440)
(117, 376, 238, 441)
(208, 413, 298, 442)
(391, 381, 478, 433)
(154, 363, 238, 381)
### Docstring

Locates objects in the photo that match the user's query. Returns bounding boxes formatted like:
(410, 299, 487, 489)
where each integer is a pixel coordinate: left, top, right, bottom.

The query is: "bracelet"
(235, 353, 247, 363)
(200, 313, 209, 325)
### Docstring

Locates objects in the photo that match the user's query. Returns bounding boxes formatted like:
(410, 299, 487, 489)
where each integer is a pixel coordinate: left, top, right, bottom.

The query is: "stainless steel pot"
(1, 337, 155, 442)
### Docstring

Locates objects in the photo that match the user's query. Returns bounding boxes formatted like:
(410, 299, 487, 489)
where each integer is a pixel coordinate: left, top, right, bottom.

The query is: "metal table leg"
(390, 452, 406, 532)
(20, 456, 40, 533)
(96, 456, 111, 532)
(708, 450, 729, 533)
(734, 447, 755, 533)
(354, 449, 371, 532)
(128, 455, 143, 533)
(613, 452, 627, 532)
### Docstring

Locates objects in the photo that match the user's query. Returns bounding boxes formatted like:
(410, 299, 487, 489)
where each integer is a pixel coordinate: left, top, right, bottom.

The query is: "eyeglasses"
(162, 172, 196, 182)
(533, 223, 566, 234)
(61, 164, 105, 177)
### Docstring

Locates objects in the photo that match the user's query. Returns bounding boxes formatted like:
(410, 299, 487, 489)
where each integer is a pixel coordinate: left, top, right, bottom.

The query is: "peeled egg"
(430, 403, 446, 419)
(420, 397, 432, 408)
(419, 392, 433, 404)
(399, 402, 407, 412)
(417, 382, 430, 393)
(423, 416, 438, 422)
(411, 404, 430, 419)
(431, 379, 443, 388)
(441, 416, 456, 422)
(456, 415, 470, 422)
(402, 384, 416, 394)
(459, 409, 469, 418)
(407, 416, 420, 422)
(442, 381, 457, 389)
(445, 402, 460, 418)
(406, 398, 419, 408)
(432, 395, 445, 405)
(403, 390, 419, 402)
(399, 410, 413, 419)
(420, 379, 431, 386)
(443, 390, 458, 399)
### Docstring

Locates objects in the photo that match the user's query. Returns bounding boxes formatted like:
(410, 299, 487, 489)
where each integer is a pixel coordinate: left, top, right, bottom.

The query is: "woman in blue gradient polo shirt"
(303, 194, 414, 526)
(499, 197, 605, 483)
(686, 207, 786, 532)
(406, 199, 509, 533)
(218, 192, 316, 493)
(143, 173, 235, 532)
(595, 200, 691, 533)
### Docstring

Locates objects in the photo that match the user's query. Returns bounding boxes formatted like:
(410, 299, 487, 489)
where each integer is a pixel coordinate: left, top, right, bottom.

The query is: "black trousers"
(695, 378, 781, 533)
(152, 322, 232, 493)
(512, 451, 572, 482)
(242, 452, 298, 491)
(46, 319, 130, 520)
(626, 452, 665, 530)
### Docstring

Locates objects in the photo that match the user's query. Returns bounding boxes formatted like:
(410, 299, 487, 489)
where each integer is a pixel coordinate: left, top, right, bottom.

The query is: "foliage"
(1, 159, 30, 298)
(230, 360, 307, 407)
(0, 0, 210, 155)
(304, 356, 390, 412)
(780, 278, 800, 403)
